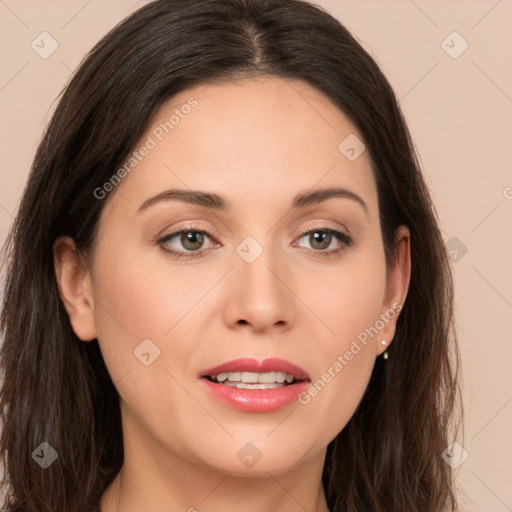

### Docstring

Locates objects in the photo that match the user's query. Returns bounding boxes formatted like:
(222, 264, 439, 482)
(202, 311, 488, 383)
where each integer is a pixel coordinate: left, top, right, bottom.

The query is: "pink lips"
(199, 357, 311, 413)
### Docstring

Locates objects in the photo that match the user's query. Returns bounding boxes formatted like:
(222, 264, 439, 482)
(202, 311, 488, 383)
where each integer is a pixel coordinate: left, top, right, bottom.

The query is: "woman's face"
(58, 76, 410, 478)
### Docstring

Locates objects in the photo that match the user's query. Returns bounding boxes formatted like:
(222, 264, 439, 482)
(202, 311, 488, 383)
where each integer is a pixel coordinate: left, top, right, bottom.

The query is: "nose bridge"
(224, 227, 296, 331)
(236, 231, 284, 298)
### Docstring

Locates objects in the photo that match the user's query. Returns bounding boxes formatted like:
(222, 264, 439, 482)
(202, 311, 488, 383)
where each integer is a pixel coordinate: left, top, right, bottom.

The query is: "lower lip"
(199, 378, 311, 412)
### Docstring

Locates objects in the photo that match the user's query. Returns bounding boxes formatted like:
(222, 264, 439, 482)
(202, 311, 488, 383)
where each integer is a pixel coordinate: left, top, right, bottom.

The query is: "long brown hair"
(0, 0, 461, 510)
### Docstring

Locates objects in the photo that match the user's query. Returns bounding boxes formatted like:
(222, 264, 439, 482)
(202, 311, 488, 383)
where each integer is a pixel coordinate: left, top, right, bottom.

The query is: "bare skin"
(54, 76, 411, 511)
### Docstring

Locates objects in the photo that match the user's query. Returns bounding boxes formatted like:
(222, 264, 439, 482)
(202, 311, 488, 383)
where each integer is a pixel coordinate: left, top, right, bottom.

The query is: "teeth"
(221, 382, 284, 389)
(259, 372, 279, 383)
(213, 371, 296, 385)
(242, 372, 260, 383)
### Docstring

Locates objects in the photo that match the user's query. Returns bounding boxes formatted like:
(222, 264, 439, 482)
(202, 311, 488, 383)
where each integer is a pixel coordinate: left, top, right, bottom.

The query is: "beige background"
(1, 1, 511, 510)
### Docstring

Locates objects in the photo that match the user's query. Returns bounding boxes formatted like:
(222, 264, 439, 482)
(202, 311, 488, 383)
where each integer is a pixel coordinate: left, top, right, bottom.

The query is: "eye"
(295, 227, 353, 258)
(157, 225, 216, 260)
(157, 225, 353, 260)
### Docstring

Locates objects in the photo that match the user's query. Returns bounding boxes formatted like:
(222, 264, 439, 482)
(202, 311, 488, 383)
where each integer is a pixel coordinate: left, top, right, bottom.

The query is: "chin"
(187, 435, 315, 477)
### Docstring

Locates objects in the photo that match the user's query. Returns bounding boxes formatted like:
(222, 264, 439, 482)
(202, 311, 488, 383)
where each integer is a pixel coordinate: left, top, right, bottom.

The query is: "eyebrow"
(137, 186, 368, 215)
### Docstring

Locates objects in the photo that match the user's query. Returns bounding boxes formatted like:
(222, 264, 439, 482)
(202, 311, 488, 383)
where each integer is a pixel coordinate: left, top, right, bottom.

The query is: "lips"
(199, 357, 311, 413)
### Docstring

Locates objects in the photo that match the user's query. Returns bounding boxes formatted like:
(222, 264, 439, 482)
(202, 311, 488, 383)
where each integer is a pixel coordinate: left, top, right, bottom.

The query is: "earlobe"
(53, 236, 97, 341)
(377, 225, 411, 356)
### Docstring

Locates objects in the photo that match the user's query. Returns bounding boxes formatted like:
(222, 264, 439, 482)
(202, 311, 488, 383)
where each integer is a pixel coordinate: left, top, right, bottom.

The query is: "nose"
(222, 244, 297, 334)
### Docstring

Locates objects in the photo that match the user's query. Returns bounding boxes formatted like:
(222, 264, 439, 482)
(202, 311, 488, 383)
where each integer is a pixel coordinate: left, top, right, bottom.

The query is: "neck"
(100, 428, 330, 512)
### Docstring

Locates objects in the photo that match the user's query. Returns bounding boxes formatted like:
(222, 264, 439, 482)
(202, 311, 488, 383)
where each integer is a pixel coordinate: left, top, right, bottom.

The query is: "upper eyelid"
(159, 222, 350, 238)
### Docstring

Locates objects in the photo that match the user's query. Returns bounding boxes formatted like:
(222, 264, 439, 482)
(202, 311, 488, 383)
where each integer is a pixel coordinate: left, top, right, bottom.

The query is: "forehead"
(103, 76, 377, 219)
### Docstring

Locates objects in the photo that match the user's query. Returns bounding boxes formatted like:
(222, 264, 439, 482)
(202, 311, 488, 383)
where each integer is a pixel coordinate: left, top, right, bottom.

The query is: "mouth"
(199, 358, 311, 412)
(202, 371, 303, 389)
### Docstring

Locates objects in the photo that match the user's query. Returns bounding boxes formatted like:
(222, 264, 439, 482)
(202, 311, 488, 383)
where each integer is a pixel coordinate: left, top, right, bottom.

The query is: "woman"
(0, 0, 461, 510)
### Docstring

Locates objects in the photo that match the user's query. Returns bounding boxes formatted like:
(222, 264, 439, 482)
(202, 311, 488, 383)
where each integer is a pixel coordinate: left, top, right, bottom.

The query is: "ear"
(53, 236, 97, 341)
(376, 225, 411, 356)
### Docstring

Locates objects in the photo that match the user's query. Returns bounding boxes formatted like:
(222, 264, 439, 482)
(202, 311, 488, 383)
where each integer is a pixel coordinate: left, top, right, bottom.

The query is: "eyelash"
(157, 224, 353, 260)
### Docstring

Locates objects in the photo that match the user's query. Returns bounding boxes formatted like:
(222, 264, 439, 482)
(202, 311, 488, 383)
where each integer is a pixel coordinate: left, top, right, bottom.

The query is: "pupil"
(183, 231, 204, 250)
(311, 231, 330, 250)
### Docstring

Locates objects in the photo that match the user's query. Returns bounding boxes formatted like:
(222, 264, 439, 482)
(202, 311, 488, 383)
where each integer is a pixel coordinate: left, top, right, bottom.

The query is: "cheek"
(307, 238, 387, 346)
(93, 216, 222, 326)
(89, 237, 212, 384)
(89, 241, 215, 457)
(295, 243, 386, 442)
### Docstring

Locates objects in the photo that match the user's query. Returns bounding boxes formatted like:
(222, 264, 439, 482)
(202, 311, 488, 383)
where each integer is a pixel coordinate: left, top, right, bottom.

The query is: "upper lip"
(200, 357, 310, 381)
